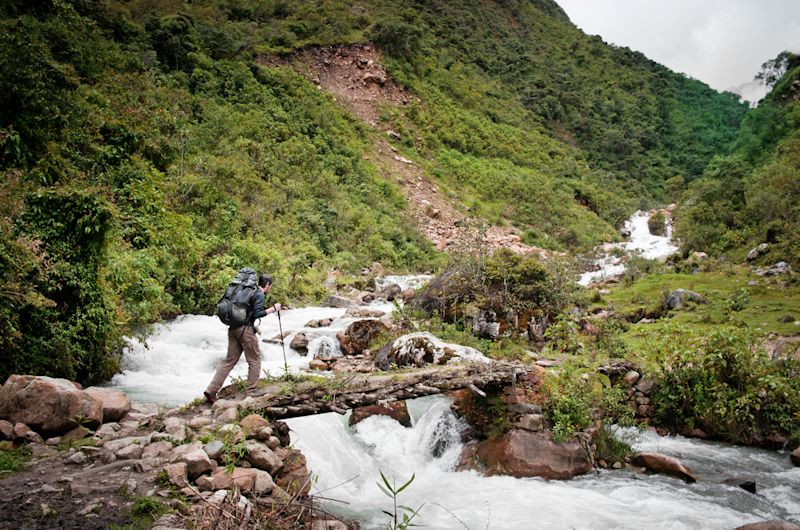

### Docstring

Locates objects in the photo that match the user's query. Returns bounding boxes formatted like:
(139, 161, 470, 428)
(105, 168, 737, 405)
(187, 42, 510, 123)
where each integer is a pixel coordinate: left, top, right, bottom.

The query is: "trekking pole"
(276, 307, 289, 379)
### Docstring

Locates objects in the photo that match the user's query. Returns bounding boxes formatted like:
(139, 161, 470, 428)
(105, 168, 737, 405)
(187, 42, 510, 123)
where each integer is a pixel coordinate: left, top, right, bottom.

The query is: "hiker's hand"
(273, 303, 282, 313)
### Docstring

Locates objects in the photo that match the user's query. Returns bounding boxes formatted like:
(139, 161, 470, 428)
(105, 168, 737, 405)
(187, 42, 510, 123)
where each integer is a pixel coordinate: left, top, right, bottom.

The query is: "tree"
(755, 50, 800, 88)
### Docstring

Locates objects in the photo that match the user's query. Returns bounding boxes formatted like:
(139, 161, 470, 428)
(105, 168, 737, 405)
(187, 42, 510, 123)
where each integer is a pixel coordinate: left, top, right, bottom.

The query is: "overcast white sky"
(556, 0, 800, 100)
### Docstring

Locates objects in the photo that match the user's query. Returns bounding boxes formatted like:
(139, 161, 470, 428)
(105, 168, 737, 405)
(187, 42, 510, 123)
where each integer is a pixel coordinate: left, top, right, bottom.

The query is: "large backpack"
(216, 268, 258, 327)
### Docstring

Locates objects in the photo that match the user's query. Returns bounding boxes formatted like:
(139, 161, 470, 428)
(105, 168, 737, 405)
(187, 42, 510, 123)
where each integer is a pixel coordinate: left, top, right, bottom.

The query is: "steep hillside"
(0, 0, 748, 382)
(675, 52, 800, 266)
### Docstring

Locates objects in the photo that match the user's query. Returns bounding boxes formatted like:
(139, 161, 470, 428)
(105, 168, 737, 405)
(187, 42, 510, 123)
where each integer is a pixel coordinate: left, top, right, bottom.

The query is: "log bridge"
(237, 362, 528, 421)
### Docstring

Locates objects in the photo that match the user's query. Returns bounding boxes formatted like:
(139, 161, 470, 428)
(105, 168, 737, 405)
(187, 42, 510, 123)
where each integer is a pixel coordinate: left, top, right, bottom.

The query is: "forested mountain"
(0, 0, 750, 382)
(676, 51, 800, 266)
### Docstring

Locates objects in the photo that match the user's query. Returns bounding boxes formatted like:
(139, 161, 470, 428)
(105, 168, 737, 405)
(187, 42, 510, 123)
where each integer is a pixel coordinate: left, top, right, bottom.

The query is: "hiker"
(204, 272, 281, 403)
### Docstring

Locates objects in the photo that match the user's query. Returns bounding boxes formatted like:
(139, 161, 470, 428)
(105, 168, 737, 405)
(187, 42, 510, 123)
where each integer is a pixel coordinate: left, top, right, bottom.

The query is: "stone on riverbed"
(631, 452, 698, 483)
(473, 428, 593, 480)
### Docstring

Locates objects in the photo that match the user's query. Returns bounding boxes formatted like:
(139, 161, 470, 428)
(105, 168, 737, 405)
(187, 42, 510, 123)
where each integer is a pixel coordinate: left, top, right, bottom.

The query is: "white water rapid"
(111, 275, 799, 529)
(288, 396, 800, 530)
(111, 276, 432, 405)
(579, 210, 678, 286)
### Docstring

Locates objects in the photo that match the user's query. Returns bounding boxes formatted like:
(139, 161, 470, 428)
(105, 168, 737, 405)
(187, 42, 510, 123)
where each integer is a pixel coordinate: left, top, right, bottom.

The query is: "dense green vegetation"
(0, 0, 752, 383)
(676, 52, 800, 266)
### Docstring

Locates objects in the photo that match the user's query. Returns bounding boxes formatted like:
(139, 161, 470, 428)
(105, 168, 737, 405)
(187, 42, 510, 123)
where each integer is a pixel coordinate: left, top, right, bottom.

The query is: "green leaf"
(395, 472, 415, 494)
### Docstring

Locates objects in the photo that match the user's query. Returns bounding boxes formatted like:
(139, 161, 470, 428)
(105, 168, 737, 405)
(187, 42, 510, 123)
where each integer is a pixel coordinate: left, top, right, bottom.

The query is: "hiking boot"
(203, 391, 217, 404)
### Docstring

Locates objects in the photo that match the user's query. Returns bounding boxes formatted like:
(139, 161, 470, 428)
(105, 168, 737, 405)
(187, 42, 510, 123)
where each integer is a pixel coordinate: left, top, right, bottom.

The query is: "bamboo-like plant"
(377, 470, 423, 530)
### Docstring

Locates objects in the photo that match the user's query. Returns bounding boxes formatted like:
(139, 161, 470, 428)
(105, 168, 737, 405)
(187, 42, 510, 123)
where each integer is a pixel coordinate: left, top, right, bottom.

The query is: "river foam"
(287, 396, 800, 530)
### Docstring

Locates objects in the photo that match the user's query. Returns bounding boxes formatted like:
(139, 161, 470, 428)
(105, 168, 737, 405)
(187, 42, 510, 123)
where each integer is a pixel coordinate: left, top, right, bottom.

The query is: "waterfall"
(579, 210, 678, 286)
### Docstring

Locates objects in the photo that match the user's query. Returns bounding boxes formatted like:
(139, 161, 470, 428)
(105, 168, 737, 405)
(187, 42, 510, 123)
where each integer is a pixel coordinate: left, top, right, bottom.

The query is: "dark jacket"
(250, 288, 267, 323)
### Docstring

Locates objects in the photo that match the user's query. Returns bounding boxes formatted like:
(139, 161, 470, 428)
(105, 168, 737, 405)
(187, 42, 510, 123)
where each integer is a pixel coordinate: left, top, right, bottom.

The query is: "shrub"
(649, 326, 800, 444)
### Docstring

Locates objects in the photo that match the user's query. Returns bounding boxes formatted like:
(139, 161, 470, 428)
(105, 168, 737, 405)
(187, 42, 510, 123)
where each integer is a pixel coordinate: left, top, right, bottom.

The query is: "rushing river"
(288, 397, 800, 530)
(111, 310, 800, 529)
(111, 271, 799, 529)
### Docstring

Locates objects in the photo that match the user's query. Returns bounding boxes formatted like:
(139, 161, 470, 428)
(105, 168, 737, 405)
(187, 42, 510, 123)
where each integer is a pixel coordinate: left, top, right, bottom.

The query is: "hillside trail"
(258, 45, 551, 258)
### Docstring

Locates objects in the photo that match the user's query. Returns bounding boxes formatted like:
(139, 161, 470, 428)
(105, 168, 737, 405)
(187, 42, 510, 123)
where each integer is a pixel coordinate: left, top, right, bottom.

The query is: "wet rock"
(349, 402, 411, 428)
(722, 477, 757, 494)
(326, 295, 356, 308)
(401, 288, 416, 303)
(475, 429, 593, 480)
(791, 447, 800, 466)
(344, 307, 386, 318)
(273, 421, 291, 447)
(383, 284, 402, 301)
(290, 333, 310, 354)
(0, 375, 102, 437)
(665, 289, 707, 310)
(358, 291, 376, 304)
(337, 319, 389, 355)
(631, 452, 698, 483)
(84, 387, 132, 423)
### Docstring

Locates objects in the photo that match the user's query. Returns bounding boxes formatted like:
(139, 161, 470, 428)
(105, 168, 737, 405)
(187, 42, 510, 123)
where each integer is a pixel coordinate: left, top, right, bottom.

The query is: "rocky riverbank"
(0, 375, 334, 530)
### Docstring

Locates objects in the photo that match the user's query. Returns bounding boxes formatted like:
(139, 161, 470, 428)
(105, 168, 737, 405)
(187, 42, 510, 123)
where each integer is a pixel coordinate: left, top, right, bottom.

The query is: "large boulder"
(84, 387, 132, 423)
(475, 429, 593, 480)
(337, 319, 389, 356)
(631, 452, 698, 483)
(0, 375, 102, 437)
(378, 332, 490, 369)
(349, 402, 411, 428)
(791, 447, 800, 467)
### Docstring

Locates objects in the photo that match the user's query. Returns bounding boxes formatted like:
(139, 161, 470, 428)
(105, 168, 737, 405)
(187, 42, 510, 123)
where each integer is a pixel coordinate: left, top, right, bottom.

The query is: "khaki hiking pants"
(206, 325, 261, 395)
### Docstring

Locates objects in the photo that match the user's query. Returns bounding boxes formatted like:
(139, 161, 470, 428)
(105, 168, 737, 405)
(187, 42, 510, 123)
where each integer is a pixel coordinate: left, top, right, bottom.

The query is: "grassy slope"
(599, 266, 800, 353)
(0, 0, 748, 382)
